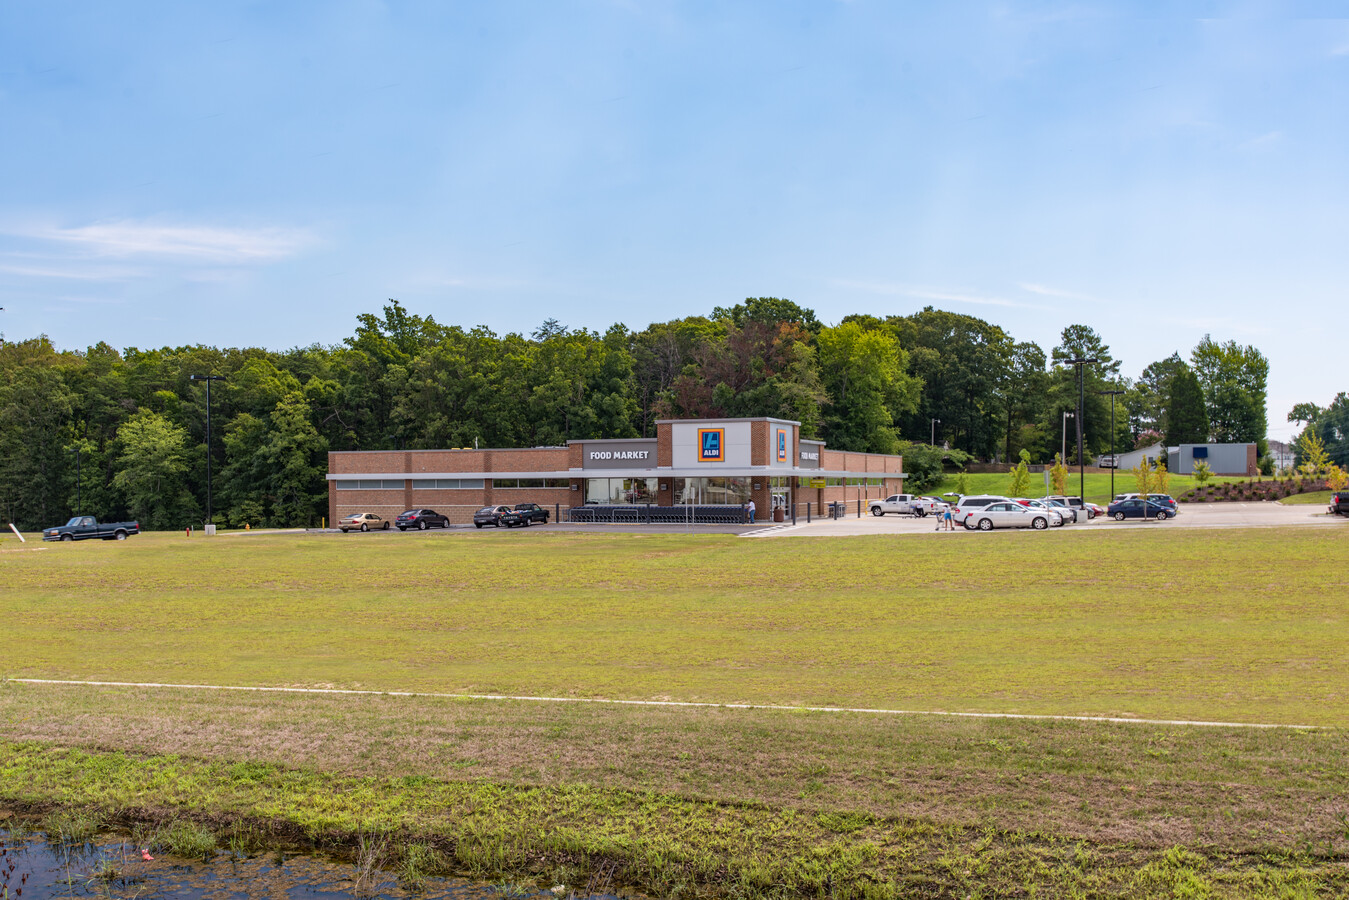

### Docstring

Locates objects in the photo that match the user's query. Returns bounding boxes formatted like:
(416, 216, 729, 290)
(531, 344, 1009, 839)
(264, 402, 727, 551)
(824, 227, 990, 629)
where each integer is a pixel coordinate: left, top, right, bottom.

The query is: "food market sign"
(580, 440, 658, 470)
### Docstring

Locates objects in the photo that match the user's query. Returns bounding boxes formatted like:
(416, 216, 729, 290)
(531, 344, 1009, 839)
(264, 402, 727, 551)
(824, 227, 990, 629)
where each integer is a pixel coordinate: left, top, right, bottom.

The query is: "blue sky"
(2, 1, 1346, 442)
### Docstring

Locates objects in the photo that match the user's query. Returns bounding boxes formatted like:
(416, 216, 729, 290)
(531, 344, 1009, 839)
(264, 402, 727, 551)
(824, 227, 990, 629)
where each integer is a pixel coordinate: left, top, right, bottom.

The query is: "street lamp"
(1061, 357, 1099, 503)
(189, 374, 227, 531)
(931, 418, 940, 446)
(1098, 389, 1126, 504)
(1061, 411, 1074, 466)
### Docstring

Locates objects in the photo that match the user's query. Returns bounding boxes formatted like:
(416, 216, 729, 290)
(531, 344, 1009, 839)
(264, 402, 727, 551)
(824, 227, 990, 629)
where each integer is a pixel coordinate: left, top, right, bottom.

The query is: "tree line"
(0, 298, 1278, 530)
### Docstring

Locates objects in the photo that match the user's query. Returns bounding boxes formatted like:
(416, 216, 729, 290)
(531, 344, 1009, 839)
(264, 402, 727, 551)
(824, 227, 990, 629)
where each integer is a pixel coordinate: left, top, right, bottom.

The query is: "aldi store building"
(327, 417, 904, 525)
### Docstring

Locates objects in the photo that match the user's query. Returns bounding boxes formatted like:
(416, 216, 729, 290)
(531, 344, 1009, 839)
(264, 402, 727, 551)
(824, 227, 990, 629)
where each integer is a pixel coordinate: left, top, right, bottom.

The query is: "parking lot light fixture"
(1061, 357, 1099, 503)
(1098, 388, 1126, 505)
(189, 374, 227, 530)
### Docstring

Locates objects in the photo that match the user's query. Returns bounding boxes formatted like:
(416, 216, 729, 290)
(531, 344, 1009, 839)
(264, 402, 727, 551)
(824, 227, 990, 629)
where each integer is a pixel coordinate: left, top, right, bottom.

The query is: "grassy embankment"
(2, 528, 1347, 897)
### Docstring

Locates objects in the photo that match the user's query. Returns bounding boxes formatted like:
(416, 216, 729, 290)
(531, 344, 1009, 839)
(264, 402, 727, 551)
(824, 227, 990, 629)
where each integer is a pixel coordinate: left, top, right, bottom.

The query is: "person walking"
(943, 504, 955, 531)
(747, 498, 756, 524)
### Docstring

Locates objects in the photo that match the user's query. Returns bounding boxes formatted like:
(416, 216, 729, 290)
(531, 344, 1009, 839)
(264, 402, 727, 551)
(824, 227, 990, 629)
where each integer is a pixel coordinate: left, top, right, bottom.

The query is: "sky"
(2, 2, 1346, 443)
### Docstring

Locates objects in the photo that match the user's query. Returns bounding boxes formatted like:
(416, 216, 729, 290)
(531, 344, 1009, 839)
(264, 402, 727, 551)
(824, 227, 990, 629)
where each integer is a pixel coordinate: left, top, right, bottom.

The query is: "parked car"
(1113, 493, 1177, 512)
(868, 494, 941, 517)
(1107, 498, 1176, 521)
(395, 509, 450, 531)
(473, 505, 530, 528)
(1329, 491, 1347, 516)
(512, 503, 551, 524)
(43, 516, 141, 542)
(964, 501, 1056, 531)
(949, 495, 1012, 527)
(339, 512, 389, 532)
(1013, 498, 1069, 525)
(1087, 502, 1108, 517)
(1039, 498, 1078, 523)
(1043, 495, 1095, 520)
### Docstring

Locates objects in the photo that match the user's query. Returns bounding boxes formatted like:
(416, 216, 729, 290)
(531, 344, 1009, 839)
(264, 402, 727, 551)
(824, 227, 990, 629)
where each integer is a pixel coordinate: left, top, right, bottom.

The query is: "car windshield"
(399, 511, 418, 517)
(65, 517, 85, 527)
(477, 507, 495, 514)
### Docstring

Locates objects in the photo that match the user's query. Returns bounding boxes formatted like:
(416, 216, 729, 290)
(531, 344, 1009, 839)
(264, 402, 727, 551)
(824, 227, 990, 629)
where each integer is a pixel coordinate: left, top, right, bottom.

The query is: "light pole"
(1098, 389, 1125, 504)
(1062, 357, 1099, 502)
(931, 418, 940, 446)
(1061, 411, 1074, 466)
(190, 374, 227, 530)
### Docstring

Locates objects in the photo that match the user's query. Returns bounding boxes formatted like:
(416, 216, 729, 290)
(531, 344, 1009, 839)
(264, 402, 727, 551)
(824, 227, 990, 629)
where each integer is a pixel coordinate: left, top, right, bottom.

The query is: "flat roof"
(329, 468, 903, 480)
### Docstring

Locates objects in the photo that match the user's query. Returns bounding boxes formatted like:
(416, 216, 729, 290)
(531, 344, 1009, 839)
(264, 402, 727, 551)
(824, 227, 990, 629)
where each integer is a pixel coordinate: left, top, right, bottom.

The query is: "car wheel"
(870, 507, 883, 516)
(419, 520, 428, 531)
(361, 523, 369, 532)
(397, 526, 406, 531)
(475, 523, 483, 529)
(1031, 517, 1047, 530)
(115, 531, 127, 540)
(1155, 510, 1168, 520)
(382, 521, 389, 530)
(341, 528, 348, 533)
(61, 533, 73, 542)
(1114, 512, 1125, 521)
(978, 518, 994, 531)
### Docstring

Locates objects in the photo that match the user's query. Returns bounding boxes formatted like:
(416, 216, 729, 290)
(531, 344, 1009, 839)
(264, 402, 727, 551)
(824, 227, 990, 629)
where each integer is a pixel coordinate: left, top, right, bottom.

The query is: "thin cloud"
(1018, 282, 1109, 304)
(5, 220, 315, 262)
(0, 261, 140, 281)
(834, 279, 1047, 310)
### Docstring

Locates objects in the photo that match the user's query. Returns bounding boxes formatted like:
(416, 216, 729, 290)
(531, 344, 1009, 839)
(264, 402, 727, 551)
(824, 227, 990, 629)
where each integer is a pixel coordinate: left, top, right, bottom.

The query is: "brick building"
(327, 417, 904, 525)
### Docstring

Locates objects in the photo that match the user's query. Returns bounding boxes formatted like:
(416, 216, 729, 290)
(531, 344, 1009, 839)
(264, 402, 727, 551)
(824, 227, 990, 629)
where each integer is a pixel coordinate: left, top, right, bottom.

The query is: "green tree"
(1191, 459, 1213, 485)
(112, 410, 196, 529)
(1191, 336, 1268, 445)
(1296, 428, 1330, 478)
(260, 393, 328, 526)
(890, 308, 1017, 458)
(1164, 366, 1209, 445)
(1008, 449, 1031, 496)
(1047, 325, 1122, 462)
(1049, 453, 1068, 495)
(816, 322, 921, 454)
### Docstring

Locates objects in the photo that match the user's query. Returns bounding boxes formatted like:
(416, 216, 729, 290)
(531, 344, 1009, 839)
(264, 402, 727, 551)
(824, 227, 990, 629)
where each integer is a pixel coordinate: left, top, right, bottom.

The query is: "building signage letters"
(698, 428, 725, 462)
(799, 450, 819, 461)
(589, 450, 650, 461)
(776, 428, 788, 462)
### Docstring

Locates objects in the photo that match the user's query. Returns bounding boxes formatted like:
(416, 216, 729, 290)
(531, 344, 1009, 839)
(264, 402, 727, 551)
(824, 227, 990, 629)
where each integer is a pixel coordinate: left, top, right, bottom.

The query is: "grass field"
(2, 528, 1347, 897)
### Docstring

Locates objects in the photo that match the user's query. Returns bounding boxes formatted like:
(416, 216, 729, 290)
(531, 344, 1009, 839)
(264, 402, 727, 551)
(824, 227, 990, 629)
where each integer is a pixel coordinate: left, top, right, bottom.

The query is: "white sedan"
(964, 502, 1058, 531)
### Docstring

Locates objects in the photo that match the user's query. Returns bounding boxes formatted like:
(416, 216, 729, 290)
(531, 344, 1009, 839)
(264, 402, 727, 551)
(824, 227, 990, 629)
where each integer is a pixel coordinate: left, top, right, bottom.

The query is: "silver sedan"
(965, 501, 1058, 531)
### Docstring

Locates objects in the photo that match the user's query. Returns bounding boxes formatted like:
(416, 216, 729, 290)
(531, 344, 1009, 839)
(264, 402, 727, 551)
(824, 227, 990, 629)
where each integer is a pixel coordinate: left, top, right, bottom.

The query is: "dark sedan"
(473, 505, 530, 528)
(395, 509, 450, 531)
(512, 503, 550, 524)
(1107, 498, 1177, 521)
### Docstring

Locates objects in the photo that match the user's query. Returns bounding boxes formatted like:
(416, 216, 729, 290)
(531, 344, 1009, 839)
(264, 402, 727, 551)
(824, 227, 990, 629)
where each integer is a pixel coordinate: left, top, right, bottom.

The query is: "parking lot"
(299, 500, 1346, 540)
(751, 500, 1346, 537)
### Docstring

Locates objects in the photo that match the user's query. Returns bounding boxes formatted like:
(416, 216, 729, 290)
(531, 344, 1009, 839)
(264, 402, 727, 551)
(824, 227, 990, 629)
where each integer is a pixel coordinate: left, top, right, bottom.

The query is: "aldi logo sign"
(776, 429, 788, 462)
(697, 428, 725, 462)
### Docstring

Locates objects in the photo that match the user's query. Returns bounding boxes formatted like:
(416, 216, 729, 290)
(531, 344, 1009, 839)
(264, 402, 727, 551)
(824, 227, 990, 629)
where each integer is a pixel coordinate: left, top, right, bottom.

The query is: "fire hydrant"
(185, 525, 192, 537)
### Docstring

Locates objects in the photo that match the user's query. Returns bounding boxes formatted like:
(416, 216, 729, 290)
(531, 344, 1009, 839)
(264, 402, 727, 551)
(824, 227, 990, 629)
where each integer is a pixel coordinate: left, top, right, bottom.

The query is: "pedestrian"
(747, 498, 756, 524)
(943, 505, 955, 531)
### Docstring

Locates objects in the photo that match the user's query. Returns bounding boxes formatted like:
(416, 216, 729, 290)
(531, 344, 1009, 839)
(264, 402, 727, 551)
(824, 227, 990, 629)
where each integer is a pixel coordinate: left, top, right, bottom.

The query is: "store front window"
(673, 477, 751, 505)
(585, 477, 659, 504)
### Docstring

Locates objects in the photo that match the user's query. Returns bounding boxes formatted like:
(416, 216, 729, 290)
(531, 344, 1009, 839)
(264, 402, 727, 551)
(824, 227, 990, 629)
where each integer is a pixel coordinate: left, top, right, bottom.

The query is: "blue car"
(1107, 498, 1176, 521)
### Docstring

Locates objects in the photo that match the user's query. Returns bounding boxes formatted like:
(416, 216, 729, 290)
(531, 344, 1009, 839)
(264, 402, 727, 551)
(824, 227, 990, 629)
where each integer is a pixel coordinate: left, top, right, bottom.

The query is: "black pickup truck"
(1332, 491, 1347, 516)
(43, 516, 141, 541)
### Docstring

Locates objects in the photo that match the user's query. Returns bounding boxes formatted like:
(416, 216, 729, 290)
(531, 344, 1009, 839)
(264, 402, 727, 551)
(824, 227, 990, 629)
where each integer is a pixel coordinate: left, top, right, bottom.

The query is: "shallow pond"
(0, 828, 566, 900)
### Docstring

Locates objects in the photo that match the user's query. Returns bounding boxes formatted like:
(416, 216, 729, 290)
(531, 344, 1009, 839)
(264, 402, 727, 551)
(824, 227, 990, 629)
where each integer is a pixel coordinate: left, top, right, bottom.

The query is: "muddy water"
(0, 829, 559, 899)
